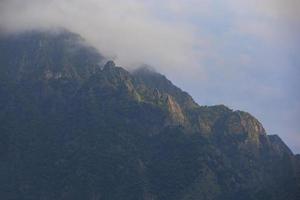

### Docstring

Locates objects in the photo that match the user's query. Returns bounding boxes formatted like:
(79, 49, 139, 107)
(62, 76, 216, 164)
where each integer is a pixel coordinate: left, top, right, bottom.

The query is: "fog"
(0, 0, 204, 75)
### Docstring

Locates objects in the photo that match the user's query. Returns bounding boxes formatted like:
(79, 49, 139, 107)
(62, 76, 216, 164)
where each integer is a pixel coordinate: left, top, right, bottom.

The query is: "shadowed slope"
(0, 30, 299, 200)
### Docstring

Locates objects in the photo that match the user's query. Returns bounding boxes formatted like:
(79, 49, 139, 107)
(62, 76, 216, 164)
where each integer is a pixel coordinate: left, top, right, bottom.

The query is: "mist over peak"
(0, 0, 299, 153)
(0, 0, 201, 75)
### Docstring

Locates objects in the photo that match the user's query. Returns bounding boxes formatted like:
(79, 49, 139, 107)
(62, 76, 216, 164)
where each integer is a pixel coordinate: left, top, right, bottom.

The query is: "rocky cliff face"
(0, 30, 299, 200)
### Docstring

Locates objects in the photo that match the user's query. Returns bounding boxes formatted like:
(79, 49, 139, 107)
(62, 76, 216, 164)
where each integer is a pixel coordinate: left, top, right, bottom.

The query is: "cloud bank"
(0, 0, 203, 75)
(0, 0, 298, 73)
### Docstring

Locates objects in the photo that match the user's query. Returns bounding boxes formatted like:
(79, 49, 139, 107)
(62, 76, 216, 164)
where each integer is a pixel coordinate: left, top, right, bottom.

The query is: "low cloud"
(0, 0, 203, 75)
(0, 0, 298, 72)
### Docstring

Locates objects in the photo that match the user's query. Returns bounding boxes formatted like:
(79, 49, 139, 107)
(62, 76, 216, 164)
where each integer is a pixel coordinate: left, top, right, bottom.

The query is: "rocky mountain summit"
(0, 30, 299, 200)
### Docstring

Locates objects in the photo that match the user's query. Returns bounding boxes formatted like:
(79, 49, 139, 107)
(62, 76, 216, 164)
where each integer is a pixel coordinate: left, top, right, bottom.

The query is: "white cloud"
(0, 0, 204, 75)
(228, 0, 300, 44)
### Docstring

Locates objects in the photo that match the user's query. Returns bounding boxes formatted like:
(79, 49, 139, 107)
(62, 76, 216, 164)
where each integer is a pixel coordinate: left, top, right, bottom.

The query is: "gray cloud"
(0, 0, 203, 75)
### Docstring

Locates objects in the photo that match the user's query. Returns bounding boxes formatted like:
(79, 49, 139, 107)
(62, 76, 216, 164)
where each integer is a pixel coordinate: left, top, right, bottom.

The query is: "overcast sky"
(1, 0, 299, 153)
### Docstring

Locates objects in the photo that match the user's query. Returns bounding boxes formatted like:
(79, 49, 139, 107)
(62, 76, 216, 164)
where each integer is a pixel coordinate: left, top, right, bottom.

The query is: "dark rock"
(0, 30, 299, 200)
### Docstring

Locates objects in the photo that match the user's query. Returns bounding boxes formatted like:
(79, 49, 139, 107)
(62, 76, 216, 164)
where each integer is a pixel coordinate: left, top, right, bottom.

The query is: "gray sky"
(1, 0, 299, 153)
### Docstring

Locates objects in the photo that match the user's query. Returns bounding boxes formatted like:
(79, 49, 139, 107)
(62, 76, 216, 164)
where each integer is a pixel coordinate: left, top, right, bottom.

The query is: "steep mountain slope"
(0, 30, 299, 200)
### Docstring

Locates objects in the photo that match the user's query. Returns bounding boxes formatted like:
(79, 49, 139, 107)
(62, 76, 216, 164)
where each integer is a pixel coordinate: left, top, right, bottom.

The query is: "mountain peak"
(0, 30, 299, 200)
(0, 30, 104, 82)
(103, 60, 116, 70)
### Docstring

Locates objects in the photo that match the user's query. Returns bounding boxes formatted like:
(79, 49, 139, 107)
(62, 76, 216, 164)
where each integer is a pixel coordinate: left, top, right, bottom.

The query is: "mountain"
(0, 30, 299, 200)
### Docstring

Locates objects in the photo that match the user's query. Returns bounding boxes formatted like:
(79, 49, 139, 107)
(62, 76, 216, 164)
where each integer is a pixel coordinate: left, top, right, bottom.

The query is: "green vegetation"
(0, 31, 299, 200)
